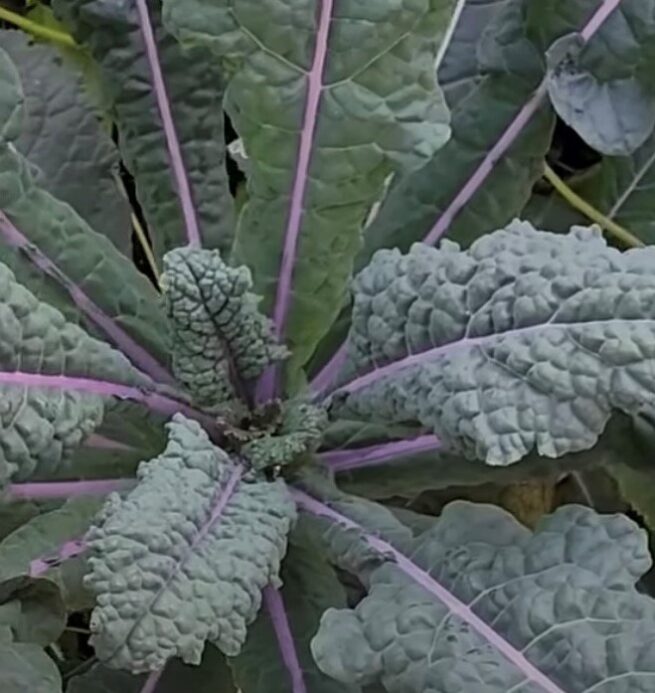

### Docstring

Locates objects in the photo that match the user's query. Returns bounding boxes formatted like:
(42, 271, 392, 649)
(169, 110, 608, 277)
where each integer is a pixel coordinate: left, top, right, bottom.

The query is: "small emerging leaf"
(162, 247, 287, 411)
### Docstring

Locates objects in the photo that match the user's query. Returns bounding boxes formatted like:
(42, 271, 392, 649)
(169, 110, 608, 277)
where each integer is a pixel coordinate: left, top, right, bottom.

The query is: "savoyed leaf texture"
(162, 247, 288, 410)
(329, 222, 655, 466)
(0, 46, 170, 379)
(164, 0, 455, 392)
(53, 0, 234, 257)
(0, 259, 150, 485)
(297, 493, 655, 692)
(84, 414, 296, 673)
(0, 30, 132, 251)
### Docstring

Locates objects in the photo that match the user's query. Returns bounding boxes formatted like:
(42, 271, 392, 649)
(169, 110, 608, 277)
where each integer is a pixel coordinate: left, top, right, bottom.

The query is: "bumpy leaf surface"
(0, 31, 132, 251)
(243, 401, 327, 471)
(0, 261, 149, 485)
(311, 500, 655, 692)
(333, 222, 655, 465)
(164, 0, 454, 384)
(84, 414, 295, 673)
(162, 247, 287, 409)
(53, 0, 234, 257)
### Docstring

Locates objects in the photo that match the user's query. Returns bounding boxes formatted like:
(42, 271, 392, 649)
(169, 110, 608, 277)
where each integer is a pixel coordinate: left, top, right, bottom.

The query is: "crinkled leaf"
(0, 50, 169, 375)
(164, 0, 454, 387)
(68, 645, 236, 693)
(0, 30, 131, 251)
(0, 260, 150, 485)
(53, 0, 235, 258)
(84, 414, 295, 673)
(546, 33, 655, 156)
(243, 401, 327, 471)
(0, 640, 62, 692)
(162, 247, 287, 410)
(332, 222, 655, 466)
(309, 499, 655, 692)
(230, 521, 357, 693)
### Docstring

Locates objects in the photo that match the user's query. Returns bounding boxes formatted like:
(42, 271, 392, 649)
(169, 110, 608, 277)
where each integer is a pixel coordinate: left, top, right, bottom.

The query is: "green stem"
(543, 163, 643, 248)
(0, 7, 76, 48)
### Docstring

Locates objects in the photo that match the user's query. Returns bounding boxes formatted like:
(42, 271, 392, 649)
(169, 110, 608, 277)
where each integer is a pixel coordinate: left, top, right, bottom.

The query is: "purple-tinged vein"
(0, 370, 217, 431)
(291, 489, 566, 693)
(30, 538, 87, 577)
(320, 434, 442, 472)
(108, 466, 243, 662)
(9, 479, 132, 500)
(264, 586, 308, 693)
(141, 669, 164, 693)
(85, 434, 134, 451)
(257, 0, 335, 402)
(134, 0, 201, 248)
(423, 0, 623, 245)
(309, 342, 347, 399)
(329, 317, 655, 398)
(0, 212, 173, 384)
(309, 0, 624, 400)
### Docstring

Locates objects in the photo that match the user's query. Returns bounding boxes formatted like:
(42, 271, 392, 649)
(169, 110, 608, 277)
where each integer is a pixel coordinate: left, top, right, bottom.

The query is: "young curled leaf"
(162, 247, 288, 411)
(243, 401, 327, 472)
(84, 414, 296, 673)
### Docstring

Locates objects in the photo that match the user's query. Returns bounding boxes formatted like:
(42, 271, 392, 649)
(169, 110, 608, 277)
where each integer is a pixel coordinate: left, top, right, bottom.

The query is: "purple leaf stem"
(134, 0, 201, 248)
(0, 212, 173, 384)
(8, 479, 132, 500)
(308, 0, 624, 398)
(423, 0, 623, 246)
(141, 669, 164, 693)
(263, 585, 308, 693)
(256, 0, 335, 402)
(291, 489, 567, 693)
(0, 370, 217, 431)
(85, 433, 134, 451)
(319, 434, 442, 472)
(30, 538, 87, 577)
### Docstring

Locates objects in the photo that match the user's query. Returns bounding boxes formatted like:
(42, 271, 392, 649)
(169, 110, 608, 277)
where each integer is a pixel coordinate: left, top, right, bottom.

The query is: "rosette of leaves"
(1, 0, 655, 692)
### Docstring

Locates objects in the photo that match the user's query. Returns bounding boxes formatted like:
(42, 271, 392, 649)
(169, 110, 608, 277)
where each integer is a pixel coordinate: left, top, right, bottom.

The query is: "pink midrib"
(0, 212, 172, 385)
(134, 0, 201, 248)
(0, 370, 216, 430)
(258, 0, 335, 401)
(264, 586, 308, 693)
(292, 489, 567, 693)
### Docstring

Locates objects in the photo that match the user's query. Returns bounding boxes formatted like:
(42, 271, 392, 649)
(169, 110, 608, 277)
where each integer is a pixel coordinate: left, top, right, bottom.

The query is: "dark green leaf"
(0, 640, 61, 692)
(53, 0, 235, 259)
(0, 30, 132, 252)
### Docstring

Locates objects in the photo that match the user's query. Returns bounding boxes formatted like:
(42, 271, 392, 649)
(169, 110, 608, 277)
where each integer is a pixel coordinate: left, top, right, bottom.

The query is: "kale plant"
(1, 0, 655, 691)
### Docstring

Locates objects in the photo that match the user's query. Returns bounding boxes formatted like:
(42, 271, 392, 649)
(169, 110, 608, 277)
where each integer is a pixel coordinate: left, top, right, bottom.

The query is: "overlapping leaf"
(330, 222, 655, 466)
(0, 259, 150, 486)
(0, 46, 170, 376)
(0, 30, 131, 251)
(84, 414, 296, 672)
(164, 0, 455, 387)
(53, 0, 234, 258)
(307, 498, 655, 692)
